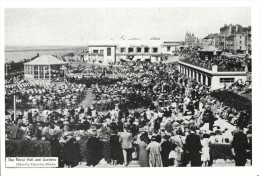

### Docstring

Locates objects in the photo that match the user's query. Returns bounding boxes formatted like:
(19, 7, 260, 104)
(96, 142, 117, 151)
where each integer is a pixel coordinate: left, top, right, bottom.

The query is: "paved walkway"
(74, 159, 251, 168)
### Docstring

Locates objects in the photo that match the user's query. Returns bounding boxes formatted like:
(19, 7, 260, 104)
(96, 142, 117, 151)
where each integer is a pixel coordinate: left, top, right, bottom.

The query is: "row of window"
(92, 46, 173, 55)
(120, 47, 159, 54)
(220, 78, 235, 83)
(92, 48, 111, 56)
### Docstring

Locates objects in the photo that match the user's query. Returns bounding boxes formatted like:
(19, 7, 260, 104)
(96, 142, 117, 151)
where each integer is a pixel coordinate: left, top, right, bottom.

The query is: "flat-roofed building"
(86, 40, 180, 63)
(178, 59, 248, 90)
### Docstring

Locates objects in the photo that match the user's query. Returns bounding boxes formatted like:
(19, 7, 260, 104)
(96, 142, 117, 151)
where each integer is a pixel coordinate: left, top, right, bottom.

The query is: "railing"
(180, 58, 247, 73)
(179, 58, 212, 71)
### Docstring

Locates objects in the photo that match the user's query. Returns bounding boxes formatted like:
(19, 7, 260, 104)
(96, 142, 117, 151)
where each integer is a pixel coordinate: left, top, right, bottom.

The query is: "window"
(153, 47, 158, 53)
(220, 78, 235, 83)
(93, 50, 99, 53)
(120, 47, 126, 53)
(34, 66, 38, 78)
(39, 66, 44, 79)
(45, 66, 49, 79)
(100, 50, 104, 53)
(144, 47, 150, 53)
(107, 48, 111, 56)
(137, 47, 142, 53)
(167, 46, 171, 51)
(28, 66, 31, 74)
(240, 41, 242, 45)
(128, 47, 134, 53)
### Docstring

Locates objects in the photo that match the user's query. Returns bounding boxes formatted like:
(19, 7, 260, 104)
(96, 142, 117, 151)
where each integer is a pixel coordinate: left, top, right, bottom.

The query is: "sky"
(5, 8, 251, 46)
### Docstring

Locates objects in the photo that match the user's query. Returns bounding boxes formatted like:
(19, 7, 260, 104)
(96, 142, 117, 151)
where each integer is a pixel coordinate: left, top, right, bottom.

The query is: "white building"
(85, 40, 180, 63)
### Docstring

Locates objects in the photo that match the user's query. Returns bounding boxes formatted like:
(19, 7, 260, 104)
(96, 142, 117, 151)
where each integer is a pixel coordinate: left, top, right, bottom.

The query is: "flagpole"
(13, 93, 17, 121)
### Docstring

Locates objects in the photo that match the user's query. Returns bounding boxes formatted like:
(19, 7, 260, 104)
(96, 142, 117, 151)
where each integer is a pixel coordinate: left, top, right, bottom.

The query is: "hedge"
(210, 143, 233, 160)
(6, 139, 233, 163)
(6, 139, 50, 157)
(211, 90, 252, 113)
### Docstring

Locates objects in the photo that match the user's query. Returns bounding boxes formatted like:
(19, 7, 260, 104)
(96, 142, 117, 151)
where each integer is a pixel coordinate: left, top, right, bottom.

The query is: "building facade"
(202, 34, 222, 49)
(184, 32, 201, 48)
(85, 40, 181, 63)
(219, 24, 251, 52)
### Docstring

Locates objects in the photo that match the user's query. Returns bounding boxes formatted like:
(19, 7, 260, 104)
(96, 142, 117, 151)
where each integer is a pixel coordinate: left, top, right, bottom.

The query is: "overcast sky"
(5, 8, 251, 46)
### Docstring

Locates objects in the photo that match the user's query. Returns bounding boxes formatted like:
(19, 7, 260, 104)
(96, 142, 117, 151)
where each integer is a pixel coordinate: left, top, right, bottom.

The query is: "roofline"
(88, 45, 117, 47)
(24, 62, 67, 65)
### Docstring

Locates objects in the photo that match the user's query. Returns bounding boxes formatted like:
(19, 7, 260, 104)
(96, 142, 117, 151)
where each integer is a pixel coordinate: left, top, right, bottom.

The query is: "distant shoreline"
(5, 48, 87, 52)
(5, 45, 88, 52)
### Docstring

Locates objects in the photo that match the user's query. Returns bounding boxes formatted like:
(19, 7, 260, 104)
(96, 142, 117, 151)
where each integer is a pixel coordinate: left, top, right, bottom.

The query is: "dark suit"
(231, 131, 248, 166)
(9, 124, 20, 139)
(185, 133, 202, 167)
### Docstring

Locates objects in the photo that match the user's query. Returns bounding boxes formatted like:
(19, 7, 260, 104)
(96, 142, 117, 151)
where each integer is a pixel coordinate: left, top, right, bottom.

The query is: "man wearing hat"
(184, 125, 202, 167)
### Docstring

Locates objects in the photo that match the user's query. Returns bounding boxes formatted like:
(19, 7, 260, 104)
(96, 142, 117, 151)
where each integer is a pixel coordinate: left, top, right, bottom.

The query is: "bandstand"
(24, 55, 67, 85)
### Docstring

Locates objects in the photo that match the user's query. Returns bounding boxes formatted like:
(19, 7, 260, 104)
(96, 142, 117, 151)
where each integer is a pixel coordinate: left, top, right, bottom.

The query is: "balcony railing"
(180, 58, 247, 72)
(179, 58, 212, 71)
(217, 66, 245, 72)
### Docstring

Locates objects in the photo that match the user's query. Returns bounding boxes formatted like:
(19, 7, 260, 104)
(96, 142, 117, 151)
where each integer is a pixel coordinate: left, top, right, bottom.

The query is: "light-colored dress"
(146, 141, 163, 167)
(201, 138, 210, 162)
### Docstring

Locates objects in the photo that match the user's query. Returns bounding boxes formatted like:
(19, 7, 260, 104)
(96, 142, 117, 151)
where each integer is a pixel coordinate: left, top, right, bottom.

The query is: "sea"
(5, 45, 88, 63)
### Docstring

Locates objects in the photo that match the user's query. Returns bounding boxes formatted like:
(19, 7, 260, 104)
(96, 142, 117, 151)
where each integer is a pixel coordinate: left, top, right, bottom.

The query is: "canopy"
(199, 46, 220, 52)
(24, 55, 67, 65)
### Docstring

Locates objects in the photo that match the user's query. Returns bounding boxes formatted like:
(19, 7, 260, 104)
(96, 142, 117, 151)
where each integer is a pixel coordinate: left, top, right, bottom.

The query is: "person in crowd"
(184, 125, 202, 167)
(201, 134, 210, 167)
(8, 121, 22, 139)
(86, 130, 103, 167)
(138, 132, 150, 167)
(170, 129, 184, 166)
(109, 130, 122, 165)
(60, 134, 75, 168)
(146, 136, 163, 167)
(231, 126, 248, 166)
(160, 135, 172, 167)
(50, 134, 63, 167)
(119, 124, 133, 166)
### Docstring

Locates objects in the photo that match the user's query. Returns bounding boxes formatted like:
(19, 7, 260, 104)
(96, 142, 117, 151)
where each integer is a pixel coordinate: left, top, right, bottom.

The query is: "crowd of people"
(180, 49, 251, 72)
(223, 79, 252, 94)
(5, 80, 87, 114)
(5, 60, 252, 167)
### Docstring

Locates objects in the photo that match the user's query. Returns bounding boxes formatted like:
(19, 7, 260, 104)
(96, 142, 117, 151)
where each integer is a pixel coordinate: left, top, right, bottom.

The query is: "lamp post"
(5, 64, 11, 77)
(12, 90, 17, 121)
